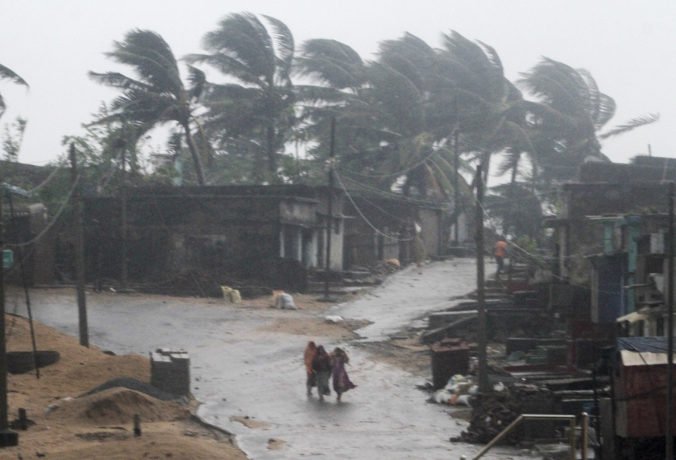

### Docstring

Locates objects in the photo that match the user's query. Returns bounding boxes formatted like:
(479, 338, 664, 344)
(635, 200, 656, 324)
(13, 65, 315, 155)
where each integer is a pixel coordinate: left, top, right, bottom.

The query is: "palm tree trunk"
(182, 121, 206, 185)
(482, 151, 491, 186)
(507, 154, 520, 237)
(266, 123, 276, 178)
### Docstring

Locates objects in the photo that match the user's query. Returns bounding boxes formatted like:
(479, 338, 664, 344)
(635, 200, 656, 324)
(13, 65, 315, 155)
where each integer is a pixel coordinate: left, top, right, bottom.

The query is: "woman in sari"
(304, 341, 318, 396)
(312, 345, 332, 401)
(331, 347, 356, 402)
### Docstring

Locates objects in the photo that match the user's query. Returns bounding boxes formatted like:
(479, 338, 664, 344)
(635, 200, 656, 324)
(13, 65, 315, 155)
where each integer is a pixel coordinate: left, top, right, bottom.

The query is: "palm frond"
(598, 113, 660, 139)
(0, 64, 28, 87)
(107, 29, 182, 94)
(262, 15, 295, 73)
(187, 65, 206, 99)
(88, 71, 153, 92)
(203, 13, 276, 83)
(296, 39, 365, 89)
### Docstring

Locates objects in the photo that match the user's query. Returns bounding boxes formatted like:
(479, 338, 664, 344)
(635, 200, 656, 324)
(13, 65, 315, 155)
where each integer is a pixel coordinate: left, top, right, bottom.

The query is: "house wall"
(419, 208, 442, 258)
(342, 195, 447, 268)
(561, 182, 671, 284)
(616, 364, 676, 438)
(84, 186, 338, 291)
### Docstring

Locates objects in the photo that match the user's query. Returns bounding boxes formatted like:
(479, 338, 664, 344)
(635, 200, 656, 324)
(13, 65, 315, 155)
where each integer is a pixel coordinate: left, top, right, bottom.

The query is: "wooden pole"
(7, 195, 39, 379)
(667, 181, 674, 459)
(323, 118, 336, 300)
(69, 144, 89, 347)
(475, 164, 489, 392)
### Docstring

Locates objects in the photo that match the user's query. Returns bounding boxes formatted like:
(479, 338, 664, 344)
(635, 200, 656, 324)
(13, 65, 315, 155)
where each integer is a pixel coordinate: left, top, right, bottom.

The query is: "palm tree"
(437, 32, 535, 186)
(520, 58, 659, 183)
(297, 34, 466, 199)
(89, 29, 207, 185)
(187, 13, 296, 182)
(0, 63, 28, 119)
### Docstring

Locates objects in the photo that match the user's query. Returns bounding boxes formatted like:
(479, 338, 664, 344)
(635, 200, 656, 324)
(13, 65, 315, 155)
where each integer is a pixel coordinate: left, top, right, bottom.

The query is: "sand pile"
(49, 387, 190, 425)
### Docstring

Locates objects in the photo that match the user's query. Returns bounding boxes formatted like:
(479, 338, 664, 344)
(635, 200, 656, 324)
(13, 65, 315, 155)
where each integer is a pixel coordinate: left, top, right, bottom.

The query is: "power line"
(6, 174, 80, 248)
(334, 170, 413, 242)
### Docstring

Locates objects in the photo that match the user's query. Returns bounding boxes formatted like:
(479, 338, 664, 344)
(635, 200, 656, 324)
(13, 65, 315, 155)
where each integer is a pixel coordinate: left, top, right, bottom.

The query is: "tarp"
(617, 336, 668, 353)
(617, 336, 676, 366)
(616, 311, 648, 324)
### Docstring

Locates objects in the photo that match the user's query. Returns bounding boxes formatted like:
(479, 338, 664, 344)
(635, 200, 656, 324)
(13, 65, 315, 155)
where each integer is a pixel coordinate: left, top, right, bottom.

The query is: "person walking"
(331, 347, 356, 402)
(494, 236, 508, 275)
(304, 341, 318, 396)
(312, 345, 332, 401)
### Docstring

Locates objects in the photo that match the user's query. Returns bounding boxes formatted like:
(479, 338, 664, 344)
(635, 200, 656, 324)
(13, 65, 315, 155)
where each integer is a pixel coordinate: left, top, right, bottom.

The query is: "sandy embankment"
(0, 314, 247, 460)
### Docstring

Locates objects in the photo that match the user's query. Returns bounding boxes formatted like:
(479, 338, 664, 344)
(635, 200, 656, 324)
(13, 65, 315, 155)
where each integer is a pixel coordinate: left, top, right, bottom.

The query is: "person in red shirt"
(494, 237, 508, 274)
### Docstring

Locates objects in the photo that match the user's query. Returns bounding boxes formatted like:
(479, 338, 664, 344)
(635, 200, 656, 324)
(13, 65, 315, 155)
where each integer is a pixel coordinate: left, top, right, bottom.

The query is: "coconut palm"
(437, 32, 536, 186)
(0, 63, 28, 119)
(187, 13, 297, 182)
(89, 29, 207, 185)
(520, 58, 659, 183)
(297, 34, 467, 199)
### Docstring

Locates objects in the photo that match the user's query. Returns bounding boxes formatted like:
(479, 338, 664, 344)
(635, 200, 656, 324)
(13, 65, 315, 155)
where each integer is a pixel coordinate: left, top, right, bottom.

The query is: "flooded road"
(13, 258, 533, 459)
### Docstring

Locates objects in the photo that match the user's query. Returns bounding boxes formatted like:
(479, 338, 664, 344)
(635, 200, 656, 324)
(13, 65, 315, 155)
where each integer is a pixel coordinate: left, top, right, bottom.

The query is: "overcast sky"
(0, 0, 673, 168)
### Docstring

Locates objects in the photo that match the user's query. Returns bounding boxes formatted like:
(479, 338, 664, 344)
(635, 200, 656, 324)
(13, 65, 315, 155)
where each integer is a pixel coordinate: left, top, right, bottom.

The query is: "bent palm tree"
(520, 58, 659, 183)
(188, 13, 296, 181)
(0, 63, 28, 119)
(90, 29, 207, 185)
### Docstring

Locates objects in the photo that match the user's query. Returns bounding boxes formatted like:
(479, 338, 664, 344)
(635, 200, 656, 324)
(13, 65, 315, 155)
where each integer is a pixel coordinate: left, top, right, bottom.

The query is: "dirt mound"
(49, 387, 190, 425)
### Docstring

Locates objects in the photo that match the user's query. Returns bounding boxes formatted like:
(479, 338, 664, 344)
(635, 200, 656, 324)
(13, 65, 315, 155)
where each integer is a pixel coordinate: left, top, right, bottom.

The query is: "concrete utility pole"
(475, 164, 489, 393)
(0, 189, 17, 446)
(0, 191, 7, 432)
(69, 144, 89, 347)
(667, 181, 674, 460)
(453, 129, 460, 245)
(120, 145, 128, 290)
(323, 117, 336, 301)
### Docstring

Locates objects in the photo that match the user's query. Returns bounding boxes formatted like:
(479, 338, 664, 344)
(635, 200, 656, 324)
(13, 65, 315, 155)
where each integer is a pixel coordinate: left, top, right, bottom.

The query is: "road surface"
(12, 258, 533, 459)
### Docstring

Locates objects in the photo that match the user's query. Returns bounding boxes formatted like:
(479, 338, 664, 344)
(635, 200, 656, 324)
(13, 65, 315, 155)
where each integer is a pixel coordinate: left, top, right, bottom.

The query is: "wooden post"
(69, 144, 89, 347)
(475, 164, 489, 393)
(133, 413, 141, 437)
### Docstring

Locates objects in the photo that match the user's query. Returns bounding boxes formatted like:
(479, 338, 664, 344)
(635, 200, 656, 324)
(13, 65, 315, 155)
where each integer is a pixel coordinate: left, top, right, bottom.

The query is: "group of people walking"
(303, 341, 356, 402)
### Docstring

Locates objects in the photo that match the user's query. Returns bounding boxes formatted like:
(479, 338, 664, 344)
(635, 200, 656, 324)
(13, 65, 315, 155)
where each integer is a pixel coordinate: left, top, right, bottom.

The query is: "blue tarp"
(617, 336, 669, 354)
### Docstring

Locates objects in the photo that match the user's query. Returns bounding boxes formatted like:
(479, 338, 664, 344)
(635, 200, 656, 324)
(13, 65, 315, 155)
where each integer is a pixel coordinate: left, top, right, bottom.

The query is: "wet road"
(12, 258, 532, 459)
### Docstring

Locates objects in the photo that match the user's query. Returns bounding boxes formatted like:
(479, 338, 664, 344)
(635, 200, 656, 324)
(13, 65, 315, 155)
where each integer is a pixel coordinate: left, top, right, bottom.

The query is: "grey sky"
(0, 0, 672, 167)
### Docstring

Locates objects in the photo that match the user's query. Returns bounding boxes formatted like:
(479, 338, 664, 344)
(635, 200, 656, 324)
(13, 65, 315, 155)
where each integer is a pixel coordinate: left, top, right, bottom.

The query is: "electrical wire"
(7, 174, 80, 248)
(334, 169, 414, 242)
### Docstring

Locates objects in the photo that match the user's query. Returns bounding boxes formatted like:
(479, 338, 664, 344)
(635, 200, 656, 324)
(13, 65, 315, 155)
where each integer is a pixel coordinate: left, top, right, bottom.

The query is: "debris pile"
(452, 383, 554, 445)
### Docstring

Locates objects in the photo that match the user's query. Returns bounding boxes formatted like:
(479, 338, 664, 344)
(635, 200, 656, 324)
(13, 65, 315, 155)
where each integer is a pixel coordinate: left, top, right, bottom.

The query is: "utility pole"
(7, 195, 40, 379)
(323, 117, 336, 301)
(0, 189, 17, 446)
(667, 181, 674, 460)
(120, 144, 128, 290)
(0, 191, 7, 434)
(69, 144, 89, 347)
(475, 164, 489, 393)
(453, 129, 460, 245)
